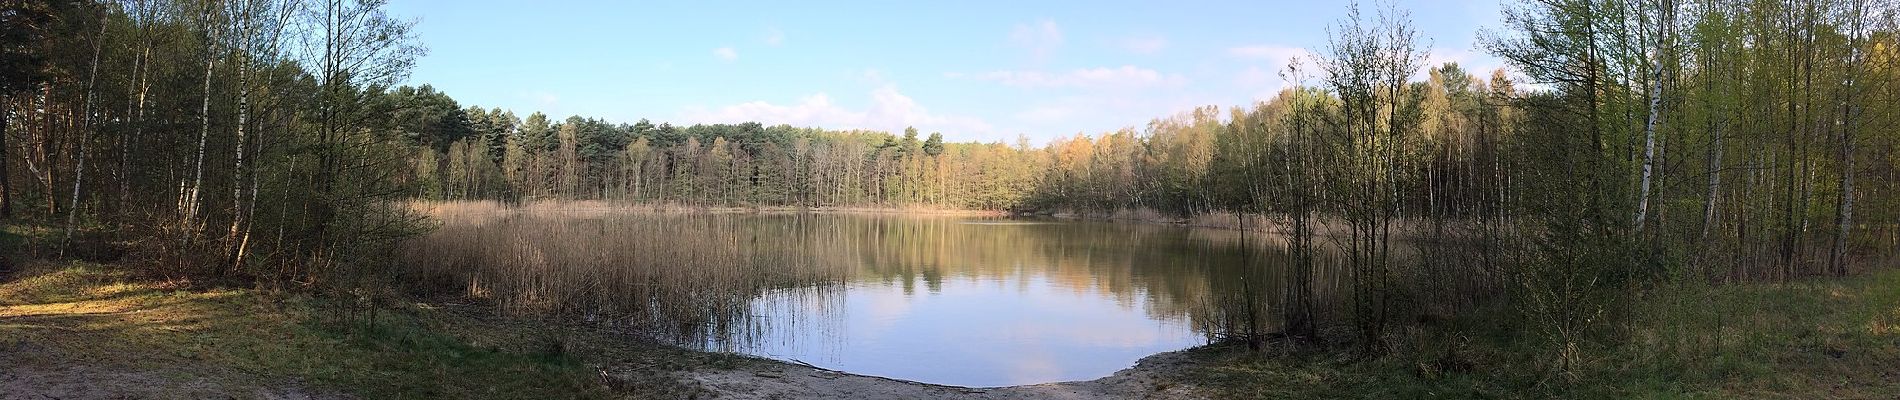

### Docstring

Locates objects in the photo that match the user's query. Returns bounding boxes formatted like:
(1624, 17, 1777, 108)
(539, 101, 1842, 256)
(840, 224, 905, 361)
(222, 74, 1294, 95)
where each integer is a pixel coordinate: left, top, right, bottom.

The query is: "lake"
(403, 207, 1340, 387)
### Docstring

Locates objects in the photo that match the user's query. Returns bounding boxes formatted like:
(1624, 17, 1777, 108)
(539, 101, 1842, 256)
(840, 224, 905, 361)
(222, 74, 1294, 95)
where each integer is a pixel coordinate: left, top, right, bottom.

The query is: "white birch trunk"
(62, 12, 110, 251)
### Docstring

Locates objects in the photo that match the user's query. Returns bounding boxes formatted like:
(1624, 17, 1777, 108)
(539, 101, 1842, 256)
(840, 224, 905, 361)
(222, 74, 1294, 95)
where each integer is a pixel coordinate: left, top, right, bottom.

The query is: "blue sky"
(385, 0, 1507, 143)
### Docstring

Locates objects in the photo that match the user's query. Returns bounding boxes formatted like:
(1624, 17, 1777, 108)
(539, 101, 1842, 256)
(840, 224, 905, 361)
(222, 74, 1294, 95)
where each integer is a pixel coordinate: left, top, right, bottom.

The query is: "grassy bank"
(5, 217, 1894, 399)
(8, 256, 1893, 399)
(0, 258, 763, 399)
(1173, 266, 1900, 399)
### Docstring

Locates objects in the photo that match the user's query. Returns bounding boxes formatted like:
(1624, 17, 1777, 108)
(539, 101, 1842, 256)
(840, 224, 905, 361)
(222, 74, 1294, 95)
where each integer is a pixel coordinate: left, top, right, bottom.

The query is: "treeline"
(1240, 0, 1900, 364)
(1, 0, 425, 291)
(386, 89, 1042, 209)
(385, 80, 1506, 217)
(384, 68, 1511, 216)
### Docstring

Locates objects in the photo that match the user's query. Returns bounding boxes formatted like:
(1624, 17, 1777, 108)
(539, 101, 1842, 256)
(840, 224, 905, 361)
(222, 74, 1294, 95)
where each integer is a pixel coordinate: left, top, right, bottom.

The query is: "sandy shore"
(628, 349, 1209, 399)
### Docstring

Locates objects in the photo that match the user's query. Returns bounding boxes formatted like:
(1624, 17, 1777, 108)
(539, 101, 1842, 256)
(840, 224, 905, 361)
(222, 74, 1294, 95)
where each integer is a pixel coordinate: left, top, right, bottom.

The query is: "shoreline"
(409, 200, 1011, 217)
(658, 345, 1208, 399)
(0, 259, 1213, 399)
(8, 251, 1899, 398)
(409, 199, 1295, 232)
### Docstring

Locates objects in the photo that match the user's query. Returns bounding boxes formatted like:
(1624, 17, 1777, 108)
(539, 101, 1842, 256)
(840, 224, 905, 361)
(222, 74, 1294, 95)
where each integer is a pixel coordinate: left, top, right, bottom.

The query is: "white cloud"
(964, 66, 1188, 89)
(1015, 104, 1076, 124)
(1236, 65, 1303, 101)
(713, 47, 738, 61)
(678, 85, 994, 140)
(1227, 45, 1312, 62)
(1226, 45, 1323, 98)
(683, 93, 852, 127)
(1010, 19, 1063, 61)
(1007, 94, 1214, 141)
(859, 68, 887, 83)
(764, 28, 784, 46)
(1236, 65, 1274, 87)
(1121, 36, 1168, 55)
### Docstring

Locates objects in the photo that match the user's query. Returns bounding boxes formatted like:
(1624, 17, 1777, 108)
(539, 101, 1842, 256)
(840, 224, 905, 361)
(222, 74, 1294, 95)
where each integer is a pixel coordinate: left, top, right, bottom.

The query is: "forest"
(4, 0, 1900, 397)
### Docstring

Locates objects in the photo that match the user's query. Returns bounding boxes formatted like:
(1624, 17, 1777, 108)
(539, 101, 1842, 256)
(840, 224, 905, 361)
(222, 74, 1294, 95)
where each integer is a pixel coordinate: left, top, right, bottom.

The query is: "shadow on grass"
(1171, 269, 1900, 399)
(0, 261, 618, 400)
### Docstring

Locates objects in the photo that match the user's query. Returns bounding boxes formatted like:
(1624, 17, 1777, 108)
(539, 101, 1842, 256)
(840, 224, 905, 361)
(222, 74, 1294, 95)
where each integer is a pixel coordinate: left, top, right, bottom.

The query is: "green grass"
(0, 260, 691, 399)
(7, 219, 1893, 399)
(1175, 268, 1900, 399)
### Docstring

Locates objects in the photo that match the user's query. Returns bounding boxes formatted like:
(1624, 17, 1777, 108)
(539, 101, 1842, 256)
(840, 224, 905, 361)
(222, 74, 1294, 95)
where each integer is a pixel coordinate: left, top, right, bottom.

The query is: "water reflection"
(730, 276, 1200, 386)
(405, 211, 1347, 387)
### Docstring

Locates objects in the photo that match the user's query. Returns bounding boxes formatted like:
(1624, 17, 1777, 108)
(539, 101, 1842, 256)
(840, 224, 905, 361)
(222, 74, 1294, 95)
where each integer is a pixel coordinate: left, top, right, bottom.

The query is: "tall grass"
(402, 206, 848, 344)
(400, 201, 1499, 352)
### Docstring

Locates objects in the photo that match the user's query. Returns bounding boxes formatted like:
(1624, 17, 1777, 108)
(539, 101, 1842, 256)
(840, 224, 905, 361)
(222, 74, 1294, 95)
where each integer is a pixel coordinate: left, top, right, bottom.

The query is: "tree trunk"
(1699, 32, 1725, 246)
(1831, 0, 1866, 277)
(63, 11, 110, 252)
(1794, 11, 1818, 277)
(1832, 106, 1854, 276)
(228, 4, 254, 270)
(1, 106, 12, 220)
(38, 85, 56, 216)
(186, 47, 215, 232)
(116, 0, 151, 214)
(1634, 0, 1672, 232)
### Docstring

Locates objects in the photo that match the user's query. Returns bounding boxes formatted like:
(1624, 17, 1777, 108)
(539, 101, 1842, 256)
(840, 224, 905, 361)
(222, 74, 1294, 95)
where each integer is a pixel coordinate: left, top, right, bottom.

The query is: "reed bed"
(400, 201, 1455, 350)
(401, 208, 850, 345)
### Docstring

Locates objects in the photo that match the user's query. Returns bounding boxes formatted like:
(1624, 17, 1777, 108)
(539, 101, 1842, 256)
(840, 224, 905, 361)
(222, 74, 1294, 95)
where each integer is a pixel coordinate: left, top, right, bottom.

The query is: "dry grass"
(400, 202, 1480, 355)
(400, 203, 1360, 350)
(410, 199, 1005, 219)
(1171, 266, 1900, 399)
(401, 206, 855, 345)
(1186, 211, 1278, 231)
(0, 260, 659, 399)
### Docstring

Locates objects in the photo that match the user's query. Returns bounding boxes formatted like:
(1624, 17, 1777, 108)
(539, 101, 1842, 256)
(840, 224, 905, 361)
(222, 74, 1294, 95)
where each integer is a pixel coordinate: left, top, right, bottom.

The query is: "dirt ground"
(0, 339, 345, 400)
(4, 336, 1207, 400)
(618, 349, 1207, 400)
(0, 260, 1209, 399)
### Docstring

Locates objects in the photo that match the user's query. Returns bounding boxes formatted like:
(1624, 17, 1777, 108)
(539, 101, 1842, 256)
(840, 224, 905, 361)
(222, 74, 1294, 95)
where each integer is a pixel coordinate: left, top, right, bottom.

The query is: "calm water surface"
(735, 267, 1201, 386)
(412, 211, 1321, 387)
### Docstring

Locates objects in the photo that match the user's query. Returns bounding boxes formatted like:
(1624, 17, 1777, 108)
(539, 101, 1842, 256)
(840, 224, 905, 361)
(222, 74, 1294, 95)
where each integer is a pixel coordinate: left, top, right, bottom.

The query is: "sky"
(384, 0, 1509, 144)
